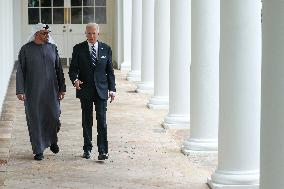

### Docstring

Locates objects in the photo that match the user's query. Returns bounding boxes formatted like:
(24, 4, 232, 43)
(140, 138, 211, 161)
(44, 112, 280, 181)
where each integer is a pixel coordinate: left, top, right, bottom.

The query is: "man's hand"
(74, 80, 83, 90)
(109, 91, 115, 103)
(59, 92, 65, 100)
(17, 94, 26, 101)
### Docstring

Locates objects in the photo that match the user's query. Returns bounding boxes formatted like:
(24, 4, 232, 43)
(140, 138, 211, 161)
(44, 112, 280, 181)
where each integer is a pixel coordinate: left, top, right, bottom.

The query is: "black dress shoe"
(98, 153, 108, 161)
(50, 143, 59, 154)
(82, 151, 91, 159)
(34, 153, 44, 161)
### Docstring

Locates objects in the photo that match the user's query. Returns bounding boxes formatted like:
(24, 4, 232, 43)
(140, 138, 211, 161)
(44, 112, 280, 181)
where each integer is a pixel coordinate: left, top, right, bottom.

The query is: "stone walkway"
(0, 68, 216, 189)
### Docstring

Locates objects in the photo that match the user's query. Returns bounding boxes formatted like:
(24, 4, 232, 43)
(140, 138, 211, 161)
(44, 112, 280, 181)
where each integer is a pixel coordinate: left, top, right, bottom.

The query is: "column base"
(126, 70, 141, 81)
(120, 61, 131, 71)
(181, 138, 218, 154)
(136, 82, 154, 93)
(208, 170, 259, 189)
(162, 114, 190, 129)
(147, 96, 169, 109)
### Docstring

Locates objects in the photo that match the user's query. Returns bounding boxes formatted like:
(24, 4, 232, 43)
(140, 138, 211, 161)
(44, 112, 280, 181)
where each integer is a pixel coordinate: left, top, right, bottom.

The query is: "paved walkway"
(0, 69, 216, 189)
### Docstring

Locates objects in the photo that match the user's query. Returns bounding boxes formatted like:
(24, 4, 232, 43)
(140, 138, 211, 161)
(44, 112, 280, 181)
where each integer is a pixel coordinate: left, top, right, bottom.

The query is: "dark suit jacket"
(68, 41, 116, 100)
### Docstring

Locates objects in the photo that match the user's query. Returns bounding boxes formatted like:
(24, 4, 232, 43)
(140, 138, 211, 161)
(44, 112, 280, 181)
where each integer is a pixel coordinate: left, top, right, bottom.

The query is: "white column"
(114, 0, 124, 69)
(147, 0, 170, 109)
(0, 0, 14, 114)
(208, 1, 261, 188)
(120, 0, 132, 71)
(0, 1, 4, 114)
(162, 0, 190, 129)
(126, 0, 142, 82)
(260, 1, 284, 189)
(182, 0, 219, 153)
(136, 0, 155, 93)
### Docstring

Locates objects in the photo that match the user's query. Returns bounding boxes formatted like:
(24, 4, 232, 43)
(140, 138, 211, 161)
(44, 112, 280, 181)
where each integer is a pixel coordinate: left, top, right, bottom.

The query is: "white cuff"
(109, 91, 116, 96)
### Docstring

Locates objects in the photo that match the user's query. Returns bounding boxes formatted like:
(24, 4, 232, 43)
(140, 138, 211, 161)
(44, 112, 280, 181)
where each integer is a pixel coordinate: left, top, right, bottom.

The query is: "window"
(28, 0, 63, 24)
(71, 0, 107, 24)
(28, 0, 107, 25)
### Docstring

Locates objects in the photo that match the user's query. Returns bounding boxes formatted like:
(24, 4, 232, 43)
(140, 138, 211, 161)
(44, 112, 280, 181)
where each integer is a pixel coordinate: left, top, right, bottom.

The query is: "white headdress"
(26, 23, 56, 45)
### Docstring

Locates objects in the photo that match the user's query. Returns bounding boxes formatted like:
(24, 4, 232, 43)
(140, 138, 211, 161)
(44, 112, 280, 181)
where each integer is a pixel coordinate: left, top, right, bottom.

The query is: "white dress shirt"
(87, 40, 98, 56)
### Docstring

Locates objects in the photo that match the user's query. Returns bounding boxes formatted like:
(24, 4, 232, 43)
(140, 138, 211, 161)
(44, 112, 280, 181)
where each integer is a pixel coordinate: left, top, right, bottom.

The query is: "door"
(68, 0, 113, 60)
(23, 0, 113, 63)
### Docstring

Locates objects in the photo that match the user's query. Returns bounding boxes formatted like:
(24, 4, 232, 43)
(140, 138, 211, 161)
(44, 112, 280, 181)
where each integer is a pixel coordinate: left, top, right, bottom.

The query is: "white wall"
(13, 0, 23, 60)
(0, 0, 15, 114)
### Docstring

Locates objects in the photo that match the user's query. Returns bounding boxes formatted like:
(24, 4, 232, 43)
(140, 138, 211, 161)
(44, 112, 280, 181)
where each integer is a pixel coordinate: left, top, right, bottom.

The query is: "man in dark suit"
(68, 23, 116, 161)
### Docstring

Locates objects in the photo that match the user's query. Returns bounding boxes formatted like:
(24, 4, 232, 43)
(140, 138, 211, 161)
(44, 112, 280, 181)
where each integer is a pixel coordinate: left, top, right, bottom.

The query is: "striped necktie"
(91, 44, 97, 67)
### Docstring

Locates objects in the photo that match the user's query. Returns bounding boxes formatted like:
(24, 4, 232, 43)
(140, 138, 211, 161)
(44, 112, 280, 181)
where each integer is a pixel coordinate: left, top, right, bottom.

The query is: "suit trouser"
(80, 94, 108, 154)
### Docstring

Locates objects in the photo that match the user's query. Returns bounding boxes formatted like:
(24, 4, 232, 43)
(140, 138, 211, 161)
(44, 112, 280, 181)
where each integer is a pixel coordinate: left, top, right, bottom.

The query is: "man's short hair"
(86, 23, 99, 33)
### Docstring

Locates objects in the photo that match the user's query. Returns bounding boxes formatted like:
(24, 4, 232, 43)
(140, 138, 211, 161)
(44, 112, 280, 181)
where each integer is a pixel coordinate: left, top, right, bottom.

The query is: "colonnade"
(0, 1, 281, 188)
(118, 0, 283, 188)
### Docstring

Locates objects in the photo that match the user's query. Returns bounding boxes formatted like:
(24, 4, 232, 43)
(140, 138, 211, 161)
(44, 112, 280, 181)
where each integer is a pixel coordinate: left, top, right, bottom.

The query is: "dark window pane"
(28, 0, 39, 7)
(53, 0, 64, 7)
(53, 8, 64, 24)
(83, 0, 94, 6)
(41, 8, 52, 24)
(95, 7, 106, 24)
(83, 7, 94, 24)
(71, 8, 82, 24)
(41, 0, 51, 7)
(95, 0, 106, 6)
(71, 0, 82, 6)
(28, 8, 40, 24)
